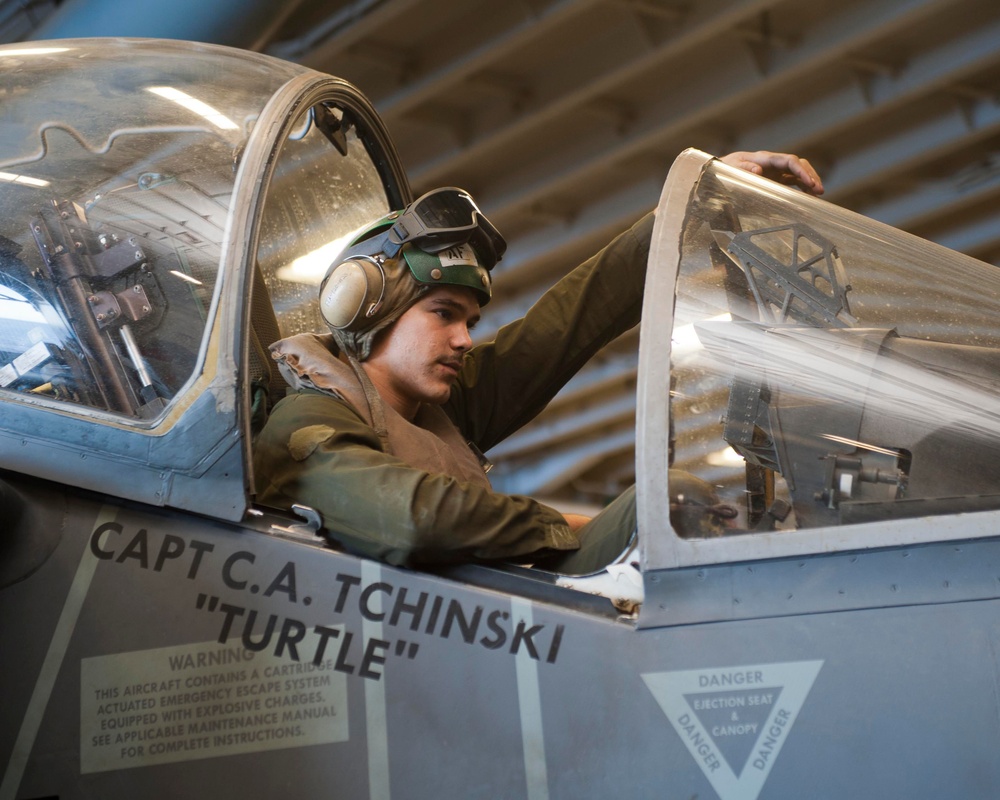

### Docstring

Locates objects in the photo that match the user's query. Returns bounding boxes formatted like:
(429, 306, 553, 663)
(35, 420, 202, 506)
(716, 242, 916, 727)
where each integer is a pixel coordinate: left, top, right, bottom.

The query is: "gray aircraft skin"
(3, 38, 1000, 800)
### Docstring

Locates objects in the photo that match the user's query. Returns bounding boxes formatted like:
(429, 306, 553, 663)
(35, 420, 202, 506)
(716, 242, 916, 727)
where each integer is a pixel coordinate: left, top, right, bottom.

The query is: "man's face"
(364, 285, 481, 418)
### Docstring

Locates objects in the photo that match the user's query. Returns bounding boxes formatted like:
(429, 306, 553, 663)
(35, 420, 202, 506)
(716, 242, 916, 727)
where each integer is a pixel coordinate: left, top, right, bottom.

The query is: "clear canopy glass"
(0, 40, 303, 418)
(667, 157, 1000, 538)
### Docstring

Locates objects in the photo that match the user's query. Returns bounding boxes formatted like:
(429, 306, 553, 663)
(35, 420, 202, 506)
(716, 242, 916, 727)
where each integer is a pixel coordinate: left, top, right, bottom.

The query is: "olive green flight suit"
(253, 212, 653, 571)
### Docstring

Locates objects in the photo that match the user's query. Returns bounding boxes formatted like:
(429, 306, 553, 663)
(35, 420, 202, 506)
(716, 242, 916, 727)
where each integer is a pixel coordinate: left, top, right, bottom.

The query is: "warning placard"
(81, 635, 349, 773)
(643, 660, 822, 800)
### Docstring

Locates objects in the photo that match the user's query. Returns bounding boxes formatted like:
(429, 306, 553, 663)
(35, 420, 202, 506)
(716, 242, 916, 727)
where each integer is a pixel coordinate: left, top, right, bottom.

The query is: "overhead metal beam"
(30, 0, 301, 49)
(738, 14, 1000, 182)
(825, 97, 1000, 203)
(488, 393, 637, 460)
(862, 172, 1000, 231)
(376, 0, 606, 119)
(457, 0, 960, 219)
(489, 427, 636, 495)
(475, 178, 664, 339)
(407, 0, 776, 188)
(934, 214, 1000, 256)
(271, 0, 423, 66)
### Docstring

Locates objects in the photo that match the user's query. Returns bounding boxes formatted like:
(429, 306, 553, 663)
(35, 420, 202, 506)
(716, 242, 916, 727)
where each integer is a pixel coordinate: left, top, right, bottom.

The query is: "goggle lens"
(414, 190, 476, 230)
(387, 188, 506, 269)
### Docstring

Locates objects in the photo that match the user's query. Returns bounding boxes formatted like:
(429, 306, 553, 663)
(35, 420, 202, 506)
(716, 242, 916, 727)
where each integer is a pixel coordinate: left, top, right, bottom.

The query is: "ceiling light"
(0, 171, 50, 187)
(0, 47, 70, 57)
(276, 234, 355, 285)
(147, 86, 239, 131)
(705, 446, 745, 467)
(169, 270, 203, 285)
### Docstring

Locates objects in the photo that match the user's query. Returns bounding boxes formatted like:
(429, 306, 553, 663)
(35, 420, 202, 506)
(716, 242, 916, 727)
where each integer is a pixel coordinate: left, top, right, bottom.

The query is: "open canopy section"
(640, 150, 1000, 568)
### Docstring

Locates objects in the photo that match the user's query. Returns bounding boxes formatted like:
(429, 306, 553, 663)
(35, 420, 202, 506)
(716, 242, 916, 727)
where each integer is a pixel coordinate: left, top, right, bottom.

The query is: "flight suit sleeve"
(448, 211, 654, 449)
(253, 391, 580, 567)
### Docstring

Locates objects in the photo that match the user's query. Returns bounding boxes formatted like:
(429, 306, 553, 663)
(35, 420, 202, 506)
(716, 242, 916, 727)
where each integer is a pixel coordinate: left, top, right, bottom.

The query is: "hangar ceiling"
(7, 0, 1000, 513)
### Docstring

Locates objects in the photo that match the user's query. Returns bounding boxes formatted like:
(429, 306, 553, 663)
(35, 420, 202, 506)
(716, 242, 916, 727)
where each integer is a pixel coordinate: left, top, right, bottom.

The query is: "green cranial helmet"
(401, 240, 492, 305)
(319, 188, 503, 336)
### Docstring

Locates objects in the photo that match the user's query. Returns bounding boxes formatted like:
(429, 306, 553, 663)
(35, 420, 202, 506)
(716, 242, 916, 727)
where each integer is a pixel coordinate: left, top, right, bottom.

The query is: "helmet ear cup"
(319, 257, 387, 331)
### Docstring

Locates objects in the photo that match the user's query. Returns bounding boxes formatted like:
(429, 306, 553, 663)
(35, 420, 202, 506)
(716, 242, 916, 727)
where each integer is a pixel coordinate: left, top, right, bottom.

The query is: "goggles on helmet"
(382, 187, 507, 270)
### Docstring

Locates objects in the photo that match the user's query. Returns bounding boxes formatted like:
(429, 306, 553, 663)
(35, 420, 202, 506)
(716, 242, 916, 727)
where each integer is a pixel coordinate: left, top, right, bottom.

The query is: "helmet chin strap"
(345, 351, 391, 454)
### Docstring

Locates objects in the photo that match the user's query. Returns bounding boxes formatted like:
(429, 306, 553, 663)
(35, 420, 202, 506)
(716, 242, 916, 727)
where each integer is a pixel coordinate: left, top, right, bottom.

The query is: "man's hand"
(562, 513, 592, 532)
(720, 150, 824, 196)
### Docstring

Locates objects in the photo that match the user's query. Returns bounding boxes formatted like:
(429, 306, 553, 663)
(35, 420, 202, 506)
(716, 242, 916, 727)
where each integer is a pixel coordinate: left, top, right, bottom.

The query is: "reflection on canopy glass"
(0, 42, 322, 420)
(669, 160, 1000, 537)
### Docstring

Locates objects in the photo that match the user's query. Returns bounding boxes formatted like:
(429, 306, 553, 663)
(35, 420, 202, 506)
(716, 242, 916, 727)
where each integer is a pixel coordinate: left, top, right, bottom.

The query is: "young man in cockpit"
(253, 151, 823, 573)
